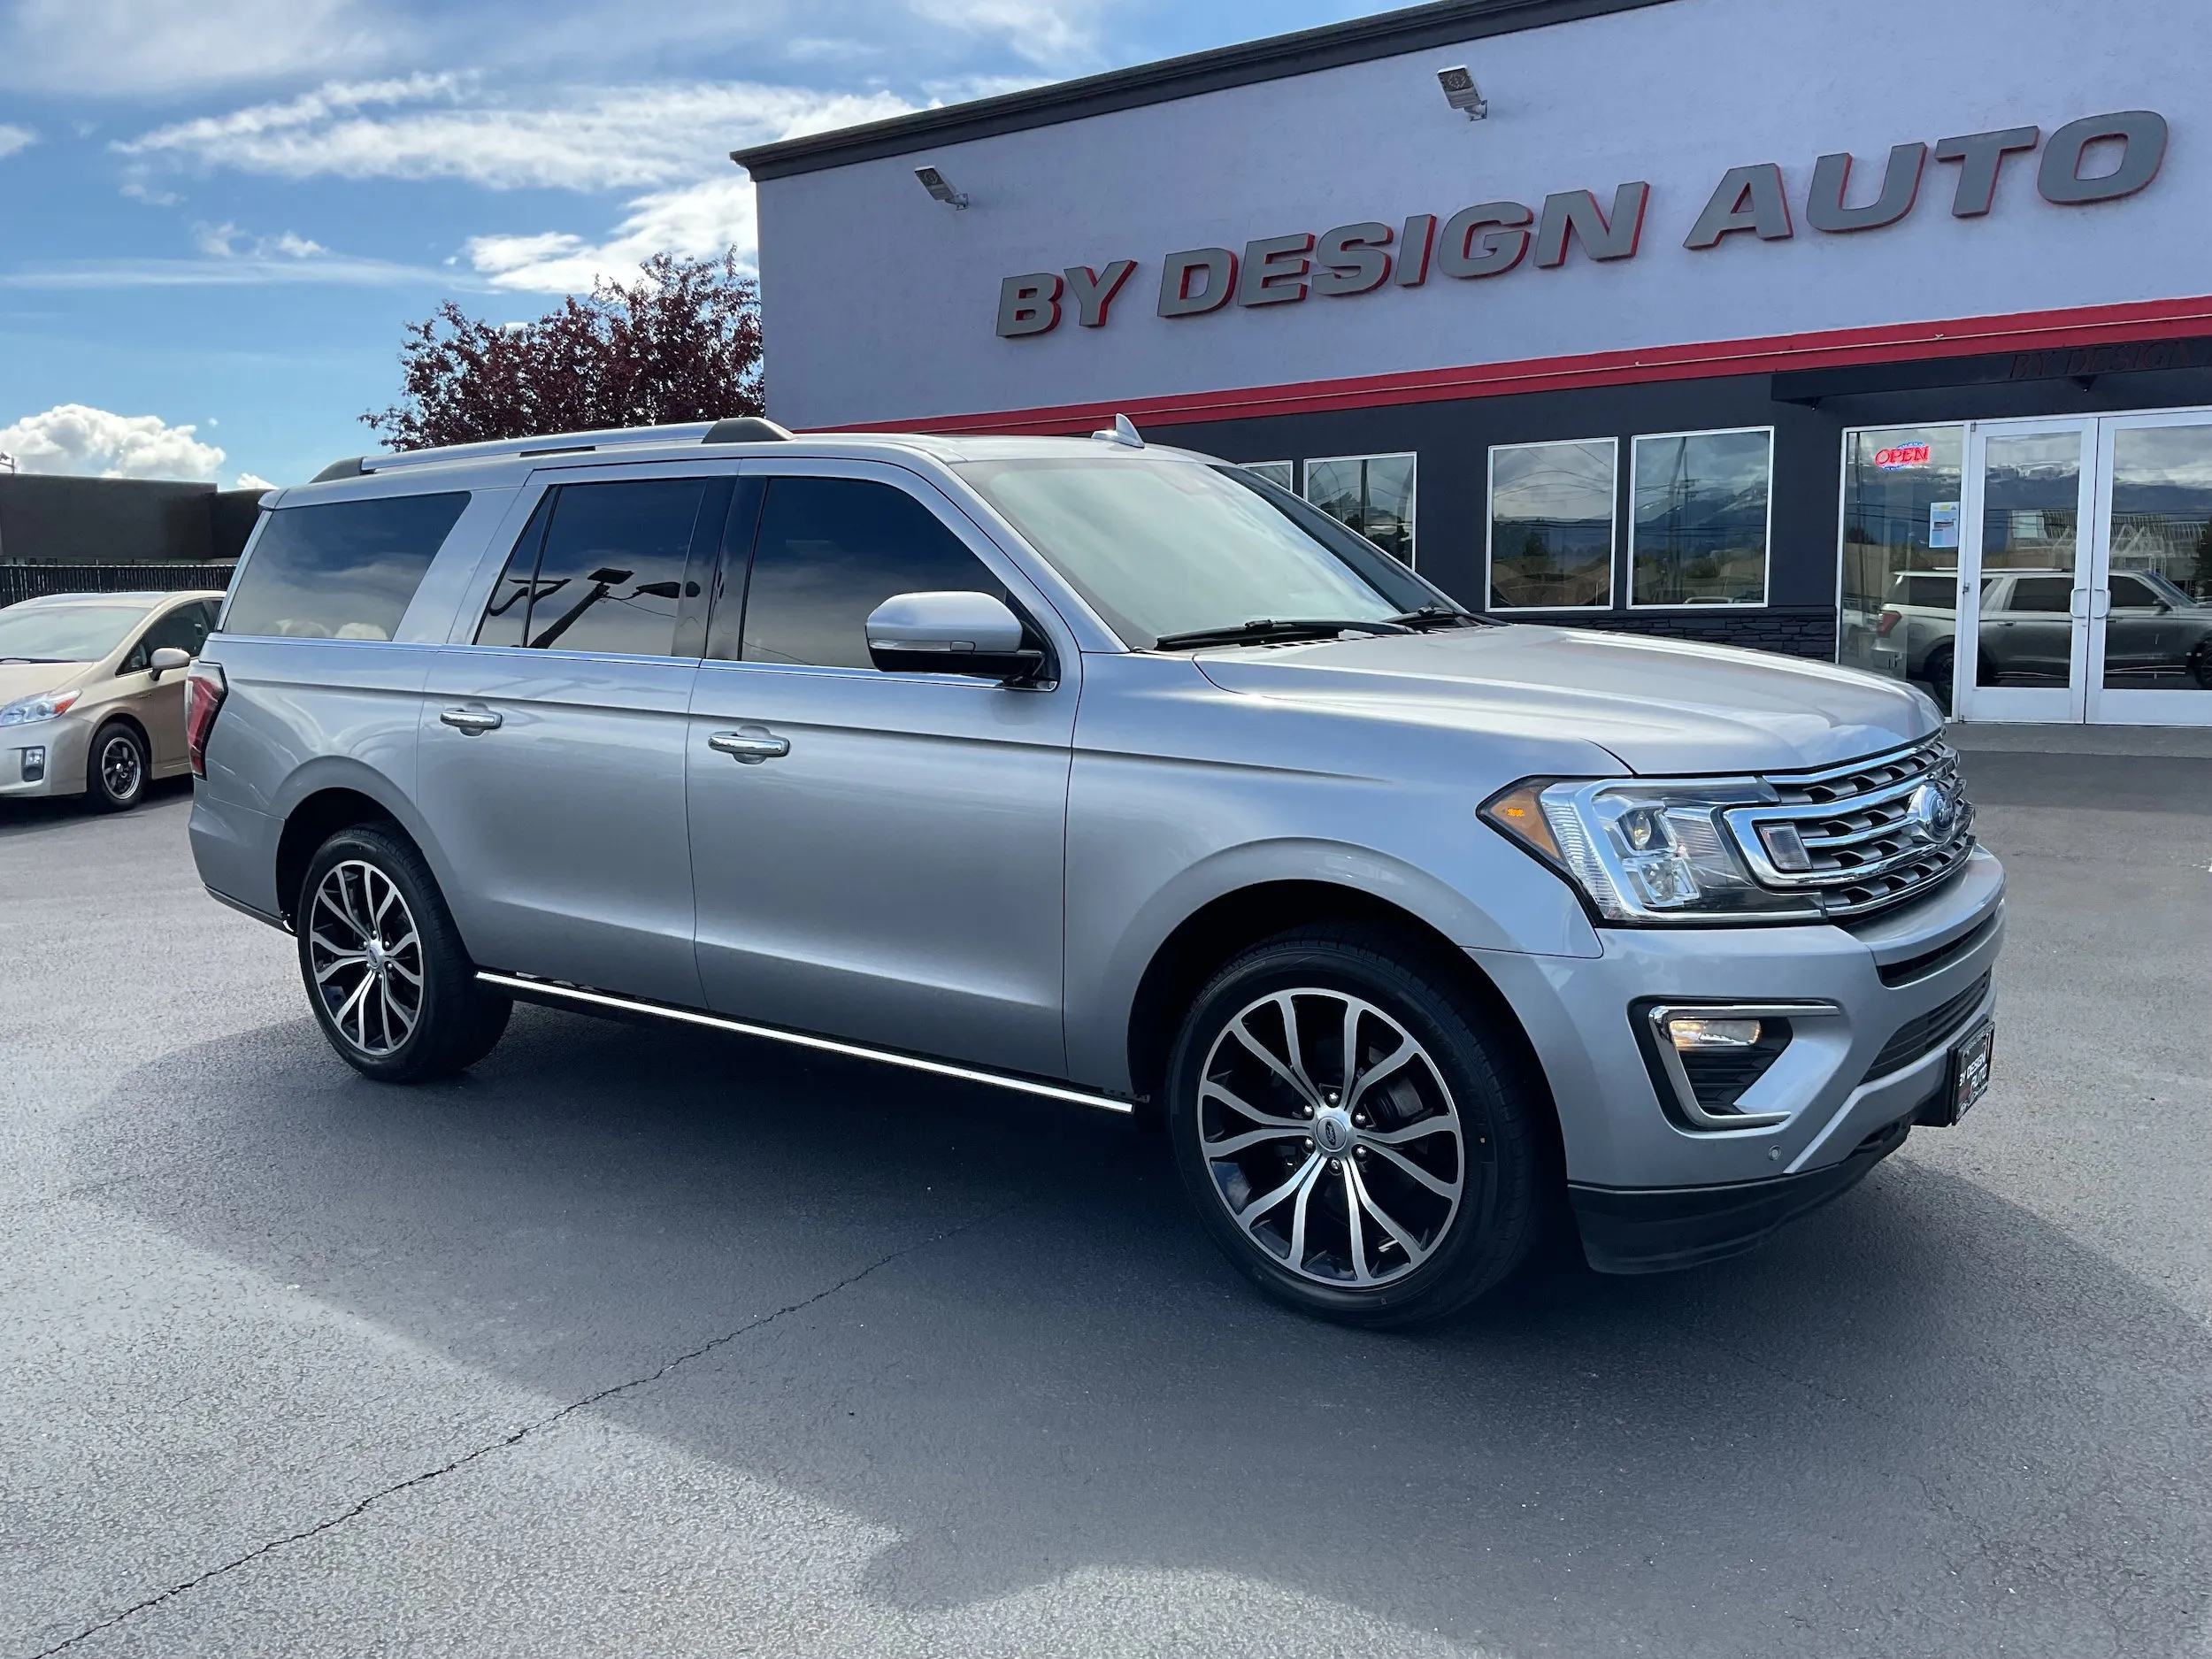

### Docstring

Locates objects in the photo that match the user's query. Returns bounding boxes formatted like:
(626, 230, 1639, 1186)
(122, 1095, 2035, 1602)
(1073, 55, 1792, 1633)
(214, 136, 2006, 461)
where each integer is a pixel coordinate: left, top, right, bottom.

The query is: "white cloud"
(0, 404, 226, 481)
(0, 124, 35, 158)
(235, 472, 276, 490)
(910, 0, 1103, 66)
(196, 221, 330, 259)
(466, 176, 762, 292)
(1, 0, 390, 96)
(0, 254, 464, 289)
(120, 77, 911, 193)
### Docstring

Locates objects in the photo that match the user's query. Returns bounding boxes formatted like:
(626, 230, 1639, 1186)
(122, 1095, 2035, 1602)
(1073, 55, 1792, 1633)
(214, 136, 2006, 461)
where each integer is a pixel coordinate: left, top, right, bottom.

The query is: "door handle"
(440, 706, 503, 734)
(708, 728, 790, 764)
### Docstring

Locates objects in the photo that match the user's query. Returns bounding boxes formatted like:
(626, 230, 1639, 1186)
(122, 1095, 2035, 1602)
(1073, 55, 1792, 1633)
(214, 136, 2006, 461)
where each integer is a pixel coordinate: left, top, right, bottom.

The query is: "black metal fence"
(0, 562, 235, 608)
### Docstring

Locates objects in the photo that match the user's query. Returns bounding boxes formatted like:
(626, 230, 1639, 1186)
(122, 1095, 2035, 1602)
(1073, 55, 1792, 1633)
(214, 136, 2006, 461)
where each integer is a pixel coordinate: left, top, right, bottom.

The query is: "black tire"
(2191, 641, 2212, 691)
(83, 720, 148, 812)
(296, 824, 511, 1082)
(1920, 645, 1955, 716)
(1164, 926, 1546, 1327)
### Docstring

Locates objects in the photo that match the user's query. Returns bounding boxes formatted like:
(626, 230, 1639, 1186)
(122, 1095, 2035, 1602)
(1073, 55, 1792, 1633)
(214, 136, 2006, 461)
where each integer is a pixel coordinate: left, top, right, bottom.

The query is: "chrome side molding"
(474, 971, 1137, 1116)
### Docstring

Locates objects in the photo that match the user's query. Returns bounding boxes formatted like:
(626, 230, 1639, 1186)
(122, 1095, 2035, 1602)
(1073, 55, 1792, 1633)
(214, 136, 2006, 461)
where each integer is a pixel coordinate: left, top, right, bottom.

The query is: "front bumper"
(0, 716, 90, 799)
(1475, 849, 2004, 1271)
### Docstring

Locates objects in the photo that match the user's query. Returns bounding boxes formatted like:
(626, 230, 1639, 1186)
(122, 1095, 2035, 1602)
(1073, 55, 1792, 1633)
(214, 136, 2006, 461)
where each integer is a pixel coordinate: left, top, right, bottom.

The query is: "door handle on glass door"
(440, 706, 503, 734)
(708, 728, 790, 764)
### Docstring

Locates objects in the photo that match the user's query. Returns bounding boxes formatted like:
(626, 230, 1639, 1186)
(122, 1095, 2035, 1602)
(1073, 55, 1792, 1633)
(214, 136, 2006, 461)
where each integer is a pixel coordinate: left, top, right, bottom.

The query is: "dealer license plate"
(1947, 1021, 1995, 1123)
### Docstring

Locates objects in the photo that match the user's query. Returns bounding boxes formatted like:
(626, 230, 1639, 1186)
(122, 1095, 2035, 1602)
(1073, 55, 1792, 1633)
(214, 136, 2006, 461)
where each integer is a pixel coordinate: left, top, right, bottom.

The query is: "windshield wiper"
(1386, 605, 1488, 631)
(1152, 617, 1412, 650)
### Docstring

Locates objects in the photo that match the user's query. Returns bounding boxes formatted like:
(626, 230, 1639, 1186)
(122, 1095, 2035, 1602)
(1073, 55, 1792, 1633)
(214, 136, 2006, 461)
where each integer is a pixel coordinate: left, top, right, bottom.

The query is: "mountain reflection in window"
(1632, 429, 1773, 607)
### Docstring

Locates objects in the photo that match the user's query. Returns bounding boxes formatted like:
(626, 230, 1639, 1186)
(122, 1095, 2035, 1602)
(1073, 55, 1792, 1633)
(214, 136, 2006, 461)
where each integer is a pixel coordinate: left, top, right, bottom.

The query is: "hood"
(1193, 624, 1940, 776)
(0, 660, 95, 707)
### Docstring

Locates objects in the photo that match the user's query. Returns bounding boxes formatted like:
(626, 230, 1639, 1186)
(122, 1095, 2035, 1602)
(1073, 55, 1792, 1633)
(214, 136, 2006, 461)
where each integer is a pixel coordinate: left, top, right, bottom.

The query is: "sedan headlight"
(1483, 777, 1820, 924)
(0, 688, 81, 727)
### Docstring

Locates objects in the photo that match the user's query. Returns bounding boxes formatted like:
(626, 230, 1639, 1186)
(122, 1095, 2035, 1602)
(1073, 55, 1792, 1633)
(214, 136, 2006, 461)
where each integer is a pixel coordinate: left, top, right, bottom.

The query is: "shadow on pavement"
(69, 1000, 2212, 1658)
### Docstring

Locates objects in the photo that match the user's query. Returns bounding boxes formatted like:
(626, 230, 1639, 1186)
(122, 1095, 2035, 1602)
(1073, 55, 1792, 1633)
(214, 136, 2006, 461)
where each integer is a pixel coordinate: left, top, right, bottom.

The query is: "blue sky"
(0, 0, 1375, 488)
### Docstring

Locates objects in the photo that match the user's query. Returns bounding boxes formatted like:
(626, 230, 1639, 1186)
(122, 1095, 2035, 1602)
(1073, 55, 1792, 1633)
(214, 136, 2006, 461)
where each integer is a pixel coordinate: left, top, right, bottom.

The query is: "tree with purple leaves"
(365, 251, 764, 451)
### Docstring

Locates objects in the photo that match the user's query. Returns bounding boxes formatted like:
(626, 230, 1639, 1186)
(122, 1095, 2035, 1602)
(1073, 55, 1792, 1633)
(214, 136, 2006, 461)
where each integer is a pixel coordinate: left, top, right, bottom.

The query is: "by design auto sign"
(993, 111, 2170, 339)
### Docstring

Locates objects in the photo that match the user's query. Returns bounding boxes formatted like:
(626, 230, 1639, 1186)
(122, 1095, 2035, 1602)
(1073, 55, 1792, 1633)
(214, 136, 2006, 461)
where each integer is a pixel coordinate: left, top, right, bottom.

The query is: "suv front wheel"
(296, 824, 511, 1082)
(1165, 927, 1546, 1327)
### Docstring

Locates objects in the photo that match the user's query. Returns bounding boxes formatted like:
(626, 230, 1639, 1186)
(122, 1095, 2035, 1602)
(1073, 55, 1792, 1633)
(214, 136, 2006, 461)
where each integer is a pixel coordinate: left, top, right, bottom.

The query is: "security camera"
(1436, 65, 1488, 120)
(914, 166, 970, 210)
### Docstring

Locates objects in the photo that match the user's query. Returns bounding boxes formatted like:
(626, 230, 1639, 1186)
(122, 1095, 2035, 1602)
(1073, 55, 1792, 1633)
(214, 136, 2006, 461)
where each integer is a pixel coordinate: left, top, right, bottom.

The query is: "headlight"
(0, 689, 81, 727)
(1483, 777, 1820, 924)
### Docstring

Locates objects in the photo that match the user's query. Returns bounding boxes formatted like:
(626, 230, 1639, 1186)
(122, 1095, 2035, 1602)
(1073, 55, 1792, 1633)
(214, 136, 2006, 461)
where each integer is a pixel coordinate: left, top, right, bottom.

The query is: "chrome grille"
(1723, 738, 1976, 919)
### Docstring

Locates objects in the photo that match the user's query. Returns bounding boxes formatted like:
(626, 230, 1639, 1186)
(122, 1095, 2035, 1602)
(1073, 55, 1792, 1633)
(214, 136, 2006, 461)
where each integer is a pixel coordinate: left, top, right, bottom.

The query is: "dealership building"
(734, 0, 2212, 726)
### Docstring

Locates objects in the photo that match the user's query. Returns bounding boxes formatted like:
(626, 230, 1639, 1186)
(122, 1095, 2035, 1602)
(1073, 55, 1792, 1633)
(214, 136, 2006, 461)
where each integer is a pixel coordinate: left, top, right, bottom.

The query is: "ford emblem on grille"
(1907, 782, 1956, 842)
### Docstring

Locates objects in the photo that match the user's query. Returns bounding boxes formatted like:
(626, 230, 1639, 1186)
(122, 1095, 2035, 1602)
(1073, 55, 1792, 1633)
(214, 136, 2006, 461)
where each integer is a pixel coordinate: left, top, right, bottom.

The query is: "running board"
(474, 971, 1136, 1116)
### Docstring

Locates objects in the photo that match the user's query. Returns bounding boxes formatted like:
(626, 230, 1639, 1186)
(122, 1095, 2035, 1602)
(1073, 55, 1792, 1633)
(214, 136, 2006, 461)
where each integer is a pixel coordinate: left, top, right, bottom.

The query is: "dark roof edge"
(731, 0, 1677, 181)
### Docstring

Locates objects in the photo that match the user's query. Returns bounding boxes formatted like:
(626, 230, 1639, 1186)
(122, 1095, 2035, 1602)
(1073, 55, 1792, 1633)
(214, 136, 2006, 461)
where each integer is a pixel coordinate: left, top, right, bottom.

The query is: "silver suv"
(187, 420, 2002, 1325)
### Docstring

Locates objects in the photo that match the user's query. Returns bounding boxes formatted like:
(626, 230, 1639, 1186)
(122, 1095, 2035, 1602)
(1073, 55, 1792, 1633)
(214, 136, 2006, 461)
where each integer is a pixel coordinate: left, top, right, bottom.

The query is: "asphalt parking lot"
(4, 750, 2209, 1659)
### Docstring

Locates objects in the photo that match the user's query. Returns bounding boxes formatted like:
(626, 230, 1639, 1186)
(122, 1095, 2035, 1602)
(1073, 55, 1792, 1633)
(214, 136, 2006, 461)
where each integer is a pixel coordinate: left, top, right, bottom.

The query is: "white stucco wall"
(749, 0, 2208, 429)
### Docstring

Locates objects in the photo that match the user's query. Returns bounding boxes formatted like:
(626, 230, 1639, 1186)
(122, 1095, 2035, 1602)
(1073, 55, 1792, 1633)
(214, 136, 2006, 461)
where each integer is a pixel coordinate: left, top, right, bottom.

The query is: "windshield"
(0, 602, 150, 664)
(956, 457, 1448, 647)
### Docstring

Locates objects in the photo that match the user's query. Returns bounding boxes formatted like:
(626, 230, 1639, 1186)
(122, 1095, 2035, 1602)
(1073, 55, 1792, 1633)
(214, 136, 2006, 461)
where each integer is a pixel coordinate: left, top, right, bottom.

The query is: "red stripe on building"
(818, 294, 2212, 436)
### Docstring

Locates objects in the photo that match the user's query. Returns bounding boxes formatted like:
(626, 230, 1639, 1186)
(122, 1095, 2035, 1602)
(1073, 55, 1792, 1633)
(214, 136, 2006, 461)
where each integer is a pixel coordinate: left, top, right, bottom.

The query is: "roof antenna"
(1091, 412, 1145, 449)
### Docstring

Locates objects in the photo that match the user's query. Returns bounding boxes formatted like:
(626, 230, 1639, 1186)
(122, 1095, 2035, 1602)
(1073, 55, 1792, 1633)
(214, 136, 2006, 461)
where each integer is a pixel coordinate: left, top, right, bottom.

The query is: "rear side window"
(476, 480, 713, 657)
(724, 477, 1009, 670)
(223, 493, 470, 640)
(2006, 577, 2072, 613)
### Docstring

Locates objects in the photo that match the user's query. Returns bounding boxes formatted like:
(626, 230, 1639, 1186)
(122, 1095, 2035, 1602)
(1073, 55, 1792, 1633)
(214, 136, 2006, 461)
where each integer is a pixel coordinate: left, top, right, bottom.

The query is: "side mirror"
(149, 647, 193, 680)
(865, 591, 1045, 682)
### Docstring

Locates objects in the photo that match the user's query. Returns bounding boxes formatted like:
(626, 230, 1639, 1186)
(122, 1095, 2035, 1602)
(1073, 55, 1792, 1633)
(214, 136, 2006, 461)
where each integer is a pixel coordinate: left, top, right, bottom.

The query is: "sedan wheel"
(85, 722, 148, 812)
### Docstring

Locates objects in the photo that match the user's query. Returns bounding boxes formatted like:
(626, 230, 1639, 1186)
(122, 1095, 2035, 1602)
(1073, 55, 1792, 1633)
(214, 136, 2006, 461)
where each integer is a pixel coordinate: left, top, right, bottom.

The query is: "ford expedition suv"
(187, 419, 2001, 1325)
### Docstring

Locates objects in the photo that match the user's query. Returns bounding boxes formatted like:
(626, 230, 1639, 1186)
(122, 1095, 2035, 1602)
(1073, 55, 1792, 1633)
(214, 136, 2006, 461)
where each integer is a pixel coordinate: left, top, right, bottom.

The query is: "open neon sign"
(1875, 443, 1932, 469)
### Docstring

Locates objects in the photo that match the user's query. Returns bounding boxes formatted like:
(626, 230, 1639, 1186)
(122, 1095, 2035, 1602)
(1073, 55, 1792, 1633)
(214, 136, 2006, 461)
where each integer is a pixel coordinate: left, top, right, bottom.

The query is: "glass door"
(2086, 410, 2212, 725)
(1955, 419, 2097, 724)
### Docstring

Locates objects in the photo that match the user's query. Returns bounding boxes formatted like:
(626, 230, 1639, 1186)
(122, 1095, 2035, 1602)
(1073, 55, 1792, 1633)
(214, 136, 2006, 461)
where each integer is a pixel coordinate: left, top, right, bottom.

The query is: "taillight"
(1875, 608, 1901, 638)
(183, 661, 227, 779)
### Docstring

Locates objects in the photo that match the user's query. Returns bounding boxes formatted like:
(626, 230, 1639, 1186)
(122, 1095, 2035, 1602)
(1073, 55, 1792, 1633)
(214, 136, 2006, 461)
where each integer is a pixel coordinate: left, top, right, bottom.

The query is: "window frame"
(1627, 425, 1775, 611)
(1833, 420, 1969, 667)
(457, 463, 731, 661)
(703, 456, 1073, 687)
(1302, 450, 1419, 570)
(1484, 435, 1619, 612)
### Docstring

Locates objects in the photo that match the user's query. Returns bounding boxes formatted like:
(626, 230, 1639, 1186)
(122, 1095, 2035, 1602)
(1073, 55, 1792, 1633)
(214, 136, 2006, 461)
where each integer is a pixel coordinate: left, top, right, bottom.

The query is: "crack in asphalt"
(29, 1207, 1014, 1659)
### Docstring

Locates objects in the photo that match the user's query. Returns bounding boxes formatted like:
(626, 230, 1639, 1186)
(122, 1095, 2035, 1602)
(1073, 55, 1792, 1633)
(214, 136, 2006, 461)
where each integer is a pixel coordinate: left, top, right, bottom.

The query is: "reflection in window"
(1488, 439, 1615, 609)
(481, 480, 708, 657)
(1305, 453, 1417, 566)
(2106, 424, 2212, 693)
(1838, 426, 1963, 704)
(736, 478, 1011, 670)
(1976, 433, 2081, 689)
(225, 493, 471, 641)
(1241, 461, 1295, 493)
(1631, 429, 1771, 606)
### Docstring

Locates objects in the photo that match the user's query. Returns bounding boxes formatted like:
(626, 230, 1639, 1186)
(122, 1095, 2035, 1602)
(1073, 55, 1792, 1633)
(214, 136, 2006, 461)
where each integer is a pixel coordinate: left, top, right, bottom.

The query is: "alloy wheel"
(307, 859, 425, 1057)
(1195, 988, 1465, 1288)
(100, 733, 142, 803)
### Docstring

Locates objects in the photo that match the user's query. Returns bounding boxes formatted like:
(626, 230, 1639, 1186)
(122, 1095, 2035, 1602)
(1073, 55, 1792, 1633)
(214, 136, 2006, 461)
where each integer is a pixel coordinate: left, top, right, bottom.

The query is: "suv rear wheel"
(1164, 926, 1545, 1327)
(297, 824, 511, 1082)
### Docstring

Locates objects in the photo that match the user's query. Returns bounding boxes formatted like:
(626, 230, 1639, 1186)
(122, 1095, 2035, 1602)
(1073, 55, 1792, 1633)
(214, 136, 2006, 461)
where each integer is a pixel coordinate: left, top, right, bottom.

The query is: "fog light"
(19, 746, 45, 782)
(1667, 1015, 1761, 1051)
(1758, 822, 1812, 873)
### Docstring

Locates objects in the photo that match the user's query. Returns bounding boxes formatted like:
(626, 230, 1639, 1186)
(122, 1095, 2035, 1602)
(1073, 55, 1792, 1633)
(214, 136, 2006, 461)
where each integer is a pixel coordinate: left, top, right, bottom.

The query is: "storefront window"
(1305, 453, 1417, 565)
(1629, 428, 1772, 606)
(1241, 461, 1295, 493)
(1839, 425, 1964, 702)
(1487, 438, 1616, 609)
(2105, 424, 2212, 695)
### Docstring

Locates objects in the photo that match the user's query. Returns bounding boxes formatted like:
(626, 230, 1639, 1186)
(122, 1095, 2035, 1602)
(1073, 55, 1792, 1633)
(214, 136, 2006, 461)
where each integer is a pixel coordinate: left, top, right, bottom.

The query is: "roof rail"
(309, 417, 795, 482)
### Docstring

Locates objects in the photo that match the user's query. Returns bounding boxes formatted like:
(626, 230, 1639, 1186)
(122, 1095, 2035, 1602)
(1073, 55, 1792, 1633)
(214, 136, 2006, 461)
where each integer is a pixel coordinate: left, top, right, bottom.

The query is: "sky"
(0, 0, 1376, 490)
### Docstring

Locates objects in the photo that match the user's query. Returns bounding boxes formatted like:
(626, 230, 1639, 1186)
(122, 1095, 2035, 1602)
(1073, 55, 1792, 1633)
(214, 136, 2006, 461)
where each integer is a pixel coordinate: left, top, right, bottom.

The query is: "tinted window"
(124, 601, 215, 671)
(2007, 577, 2072, 613)
(224, 493, 470, 640)
(502, 480, 710, 657)
(2108, 574, 2160, 609)
(1901, 576, 1955, 608)
(731, 478, 1010, 670)
(476, 495, 552, 649)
